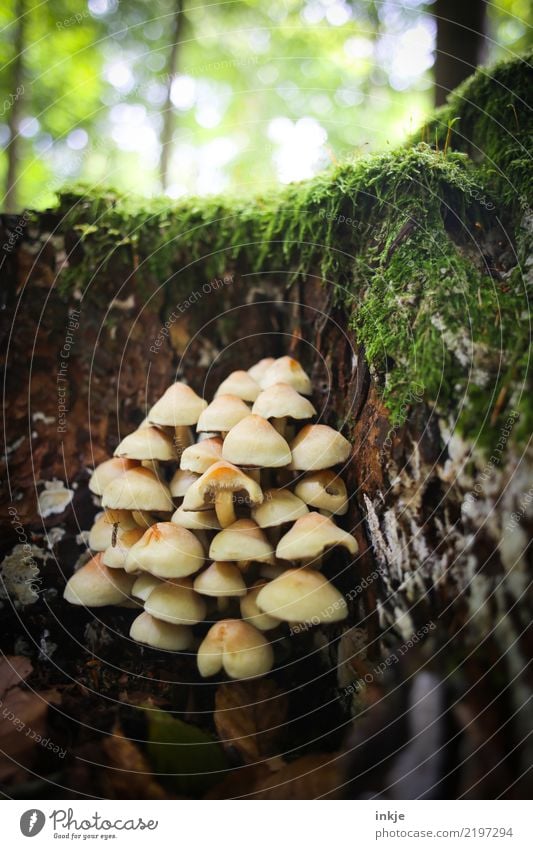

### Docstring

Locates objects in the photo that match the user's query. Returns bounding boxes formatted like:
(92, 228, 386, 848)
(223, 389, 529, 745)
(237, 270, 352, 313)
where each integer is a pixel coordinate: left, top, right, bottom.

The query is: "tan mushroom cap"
(171, 504, 220, 531)
(248, 357, 275, 383)
(183, 461, 263, 511)
(197, 394, 251, 433)
(125, 522, 204, 578)
(144, 578, 206, 625)
(102, 467, 173, 512)
(130, 611, 194, 651)
(260, 356, 312, 395)
(102, 527, 145, 569)
(209, 519, 275, 564)
(131, 573, 163, 601)
(169, 469, 200, 499)
(222, 415, 291, 468)
(252, 488, 309, 528)
(215, 370, 261, 402)
(63, 554, 136, 606)
(148, 381, 207, 426)
(294, 470, 348, 515)
(197, 619, 274, 679)
(89, 458, 139, 496)
(193, 561, 247, 598)
(276, 512, 358, 561)
(256, 568, 347, 624)
(252, 383, 316, 421)
(180, 437, 223, 473)
(114, 426, 177, 461)
(88, 509, 139, 552)
(288, 424, 351, 471)
(240, 582, 281, 631)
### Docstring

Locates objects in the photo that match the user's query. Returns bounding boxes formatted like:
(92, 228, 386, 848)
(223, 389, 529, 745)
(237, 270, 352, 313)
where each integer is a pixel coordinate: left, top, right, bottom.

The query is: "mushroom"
(169, 469, 200, 499)
(180, 437, 223, 473)
(102, 467, 173, 512)
(252, 383, 316, 436)
(259, 356, 312, 395)
(182, 460, 263, 528)
(114, 426, 177, 461)
(240, 581, 281, 631)
(144, 578, 207, 625)
(294, 470, 348, 516)
(130, 611, 194, 651)
(63, 554, 136, 606)
(252, 487, 309, 529)
(276, 511, 357, 568)
(289, 424, 351, 471)
(88, 458, 139, 497)
(193, 561, 247, 598)
(102, 527, 144, 569)
(197, 619, 273, 679)
(209, 518, 275, 569)
(148, 381, 207, 428)
(222, 415, 291, 469)
(171, 504, 220, 531)
(124, 522, 204, 578)
(197, 394, 251, 436)
(214, 370, 260, 402)
(132, 510, 158, 528)
(88, 509, 139, 552)
(256, 568, 347, 624)
(131, 573, 163, 601)
(248, 357, 275, 383)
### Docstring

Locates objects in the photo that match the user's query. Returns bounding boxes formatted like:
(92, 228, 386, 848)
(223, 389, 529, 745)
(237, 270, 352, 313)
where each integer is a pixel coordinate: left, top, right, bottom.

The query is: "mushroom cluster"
(64, 356, 358, 679)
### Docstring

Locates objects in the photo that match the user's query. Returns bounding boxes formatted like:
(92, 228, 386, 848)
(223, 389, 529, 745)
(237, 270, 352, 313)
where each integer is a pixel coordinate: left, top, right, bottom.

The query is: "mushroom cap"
(169, 469, 200, 499)
(209, 519, 275, 564)
(131, 573, 163, 601)
(180, 437, 223, 473)
(256, 568, 347, 624)
(215, 370, 261, 402)
(182, 461, 263, 512)
(114, 426, 177, 461)
(88, 458, 139, 496)
(259, 356, 312, 395)
(252, 383, 316, 421)
(197, 619, 274, 679)
(288, 424, 351, 470)
(148, 382, 207, 426)
(193, 561, 247, 598)
(276, 512, 358, 561)
(222, 415, 291, 468)
(63, 554, 136, 606)
(248, 357, 276, 383)
(240, 582, 281, 631)
(88, 509, 139, 552)
(102, 527, 145, 569)
(102, 467, 174, 512)
(171, 504, 221, 530)
(294, 470, 348, 515)
(252, 488, 309, 528)
(130, 611, 194, 651)
(197, 394, 251, 433)
(125, 522, 204, 578)
(144, 578, 206, 625)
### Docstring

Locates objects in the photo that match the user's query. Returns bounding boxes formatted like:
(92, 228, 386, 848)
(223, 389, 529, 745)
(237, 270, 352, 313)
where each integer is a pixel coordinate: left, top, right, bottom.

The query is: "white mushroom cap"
(63, 554, 136, 606)
(222, 415, 291, 468)
(102, 527, 145, 569)
(276, 512, 358, 561)
(144, 578, 206, 625)
(294, 470, 348, 515)
(252, 488, 309, 528)
(169, 469, 200, 499)
(102, 467, 174, 512)
(182, 461, 263, 512)
(197, 619, 274, 679)
(197, 394, 251, 433)
(125, 522, 204, 578)
(131, 573, 163, 601)
(248, 357, 275, 383)
(88, 458, 139, 496)
(259, 356, 312, 395)
(114, 426, 177, 461)
(289, 424, 351, 470)
(209, 519, 275, 564)
(256, 568, 347, 624)
(193, 561, 247, 598)
(252, 383, 316, 421)
(215, 370, 261, 402)
(88, 509, 139, 551)
(148, 382, 207, 426)
(171, 504, 221, 530)
(240, 582, 281, 631)
(180, 437, 223, 473)
(130, 611, 194, 651)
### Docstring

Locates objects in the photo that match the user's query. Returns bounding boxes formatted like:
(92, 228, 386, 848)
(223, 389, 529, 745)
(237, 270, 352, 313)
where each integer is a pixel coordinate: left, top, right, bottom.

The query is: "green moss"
(52, 52, 531, 452)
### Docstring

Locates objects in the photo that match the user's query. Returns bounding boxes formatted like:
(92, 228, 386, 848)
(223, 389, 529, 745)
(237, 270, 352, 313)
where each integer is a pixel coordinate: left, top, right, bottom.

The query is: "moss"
(51, 52, 531, 452)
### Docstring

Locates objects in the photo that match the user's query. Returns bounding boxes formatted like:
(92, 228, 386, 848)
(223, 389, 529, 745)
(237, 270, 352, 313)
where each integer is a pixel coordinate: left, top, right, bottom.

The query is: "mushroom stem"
(174, 426, 191, 456)
(217, 597, 230, 613)
(271, 416, 287, 437)
(247, 468, 261, 484)
(141, 459, 160, 475)
(302, 554, 323, 569)
(237, 559, 251, 572)
(215, 490, 237, 528)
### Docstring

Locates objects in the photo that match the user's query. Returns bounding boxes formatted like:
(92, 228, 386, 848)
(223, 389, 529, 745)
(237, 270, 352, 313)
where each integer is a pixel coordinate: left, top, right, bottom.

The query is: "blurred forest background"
(0, 0, 530, 212)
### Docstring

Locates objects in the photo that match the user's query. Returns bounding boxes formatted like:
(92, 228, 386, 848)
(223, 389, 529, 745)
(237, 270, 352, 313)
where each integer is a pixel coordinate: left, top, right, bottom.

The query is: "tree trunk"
(158, 0, 183, 192)
(4, 0, 26, 213)
(434, 0, 487, 106)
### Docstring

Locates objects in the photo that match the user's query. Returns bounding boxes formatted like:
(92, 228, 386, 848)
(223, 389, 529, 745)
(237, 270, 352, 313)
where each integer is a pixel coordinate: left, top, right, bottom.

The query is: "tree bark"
(4, 0, 26, 213)
(158, 0, 183, 192)
(434, 0, 487, 106)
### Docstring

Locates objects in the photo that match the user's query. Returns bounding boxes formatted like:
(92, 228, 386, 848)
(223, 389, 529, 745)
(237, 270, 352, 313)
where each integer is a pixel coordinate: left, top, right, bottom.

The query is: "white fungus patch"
(38, 479, 74, 517)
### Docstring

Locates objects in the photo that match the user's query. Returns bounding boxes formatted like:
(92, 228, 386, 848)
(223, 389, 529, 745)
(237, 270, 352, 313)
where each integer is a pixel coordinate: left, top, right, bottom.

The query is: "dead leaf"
(214, 679, 288, 763)
(205, 759, 281, 799)
(101, 724, 169, 799)
(251, 753, 342, 799)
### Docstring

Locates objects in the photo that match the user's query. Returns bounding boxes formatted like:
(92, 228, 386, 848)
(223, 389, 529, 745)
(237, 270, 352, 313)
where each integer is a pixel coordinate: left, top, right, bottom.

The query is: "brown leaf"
(205, 760, 281, 799)
(250, 753, 342, 799)
(0, 655, 33, 697)
(214, 679, 288, 763)
(101, 724, 169, 799)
